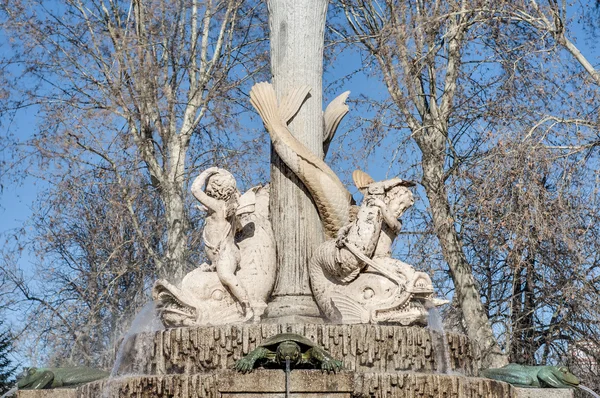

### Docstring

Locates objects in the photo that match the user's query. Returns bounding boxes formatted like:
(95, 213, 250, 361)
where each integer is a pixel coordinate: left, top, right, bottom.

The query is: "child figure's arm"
(191, 168, 222, 213)
(366, 197, 402, 234)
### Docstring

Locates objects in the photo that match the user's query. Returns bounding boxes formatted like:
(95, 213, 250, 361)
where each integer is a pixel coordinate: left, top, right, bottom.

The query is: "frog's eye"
(28, 368, 36, 375)
(559, 367, 568, 373)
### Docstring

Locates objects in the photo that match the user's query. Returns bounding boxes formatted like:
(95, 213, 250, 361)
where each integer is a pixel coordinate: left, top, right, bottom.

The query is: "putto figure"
(309, 171, 437, 324)
(153, 169, 276, 327)
(191, 167, 253, 321)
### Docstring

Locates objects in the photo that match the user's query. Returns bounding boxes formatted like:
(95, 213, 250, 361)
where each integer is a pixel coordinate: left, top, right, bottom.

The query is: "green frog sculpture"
(481, 364, 580, 389)
(16, 367, 109, 389)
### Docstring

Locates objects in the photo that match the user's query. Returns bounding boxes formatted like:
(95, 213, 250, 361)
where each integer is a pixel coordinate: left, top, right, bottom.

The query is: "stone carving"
(79, 371, 514, 398)
(110, 324, 475, 376)
(309, 170, 438, 325)
(249, 82, 442, 325)
(481, 364, 580, 389)
(153, 170, 276, 327)
(16, 367, 108, 389)
(234, 332, 343, 373)
(250, 82, 354, 239)
(354, 373, 514, 398)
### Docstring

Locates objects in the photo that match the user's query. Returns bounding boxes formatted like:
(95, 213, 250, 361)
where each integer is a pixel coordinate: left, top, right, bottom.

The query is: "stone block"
(513, 388, 574, 398)
(18, 389, 77, 398)
(218, 369, 354, 397)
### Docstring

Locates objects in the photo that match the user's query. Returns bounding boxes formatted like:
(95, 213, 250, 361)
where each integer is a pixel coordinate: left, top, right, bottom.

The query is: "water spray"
(580, 385, 600, 398)
(0, 386, 17, 398)
(285, 357, 291, 398)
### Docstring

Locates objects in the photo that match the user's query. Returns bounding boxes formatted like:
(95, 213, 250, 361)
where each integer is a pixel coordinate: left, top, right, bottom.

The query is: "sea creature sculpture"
(234, 333, 342, 373)
(481, 364, 580, 388)
(16, 367, 108, 389)
(153, 183, 276, 326)
(249, 82, 443, 325)
(309, 172, 437, 324)
(249, 82, 353, 239)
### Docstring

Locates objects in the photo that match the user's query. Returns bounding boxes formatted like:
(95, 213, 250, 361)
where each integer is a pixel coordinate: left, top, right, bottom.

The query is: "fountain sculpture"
(72, 80, 521, 397)
(57, 1, 578, 398)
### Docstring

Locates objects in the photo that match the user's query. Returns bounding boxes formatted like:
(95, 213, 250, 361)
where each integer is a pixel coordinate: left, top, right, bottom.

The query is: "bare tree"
(0, 0, 267, 366)
(0, 0, 267, 280)
(0, 168, 164, 366)
(459, 138, 600, 365)
(500, 0, 600, 86)
(333, 0, 600, 370)
(336, 0, 508, 368)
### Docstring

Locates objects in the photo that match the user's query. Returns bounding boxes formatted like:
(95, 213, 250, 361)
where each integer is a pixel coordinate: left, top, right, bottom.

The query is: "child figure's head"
(384, 184, 414, 218)
(206, 169, 238, 201)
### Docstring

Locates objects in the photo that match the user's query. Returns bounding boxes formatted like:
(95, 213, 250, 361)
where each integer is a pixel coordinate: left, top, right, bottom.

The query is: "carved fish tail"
(249, 82, 282, 130)
(250, 82, 353, 237)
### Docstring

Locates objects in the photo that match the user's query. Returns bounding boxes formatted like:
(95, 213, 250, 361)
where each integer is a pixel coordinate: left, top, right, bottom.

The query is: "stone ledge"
(355, 373, 513, 398)
(513, 388, 574, 398)
(77, 371, 515, 398)
(219, 369, 354, 391)
(219, 369, 353, 397)
(18, 389, 77, 398)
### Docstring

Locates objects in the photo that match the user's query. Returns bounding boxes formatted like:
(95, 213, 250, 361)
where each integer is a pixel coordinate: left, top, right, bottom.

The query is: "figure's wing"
(236, 187, 259, 216)
(352, 170, 374, 195)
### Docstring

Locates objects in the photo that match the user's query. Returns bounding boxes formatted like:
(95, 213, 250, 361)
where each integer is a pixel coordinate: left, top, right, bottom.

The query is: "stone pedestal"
(78, 371, 515, 398)
(219, 370, 353, 397)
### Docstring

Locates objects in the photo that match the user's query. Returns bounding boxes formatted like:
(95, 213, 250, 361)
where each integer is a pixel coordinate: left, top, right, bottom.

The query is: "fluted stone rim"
(114, 324, 475, 377)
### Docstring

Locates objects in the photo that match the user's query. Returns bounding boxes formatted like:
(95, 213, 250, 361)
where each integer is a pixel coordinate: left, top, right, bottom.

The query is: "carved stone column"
(264, 0, 328, 321)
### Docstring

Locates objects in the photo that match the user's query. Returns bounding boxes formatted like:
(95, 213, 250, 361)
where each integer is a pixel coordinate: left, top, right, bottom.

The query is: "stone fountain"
(75, 75, 513, 398)
(17, 2, 575, 398)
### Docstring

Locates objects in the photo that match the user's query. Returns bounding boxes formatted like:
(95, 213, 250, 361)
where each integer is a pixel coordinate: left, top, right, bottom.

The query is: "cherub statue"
(191, 167, 253, 321)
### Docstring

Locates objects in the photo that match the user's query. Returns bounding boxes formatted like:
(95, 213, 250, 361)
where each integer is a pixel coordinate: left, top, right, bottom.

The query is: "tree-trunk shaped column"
(265, 0, 328, 321)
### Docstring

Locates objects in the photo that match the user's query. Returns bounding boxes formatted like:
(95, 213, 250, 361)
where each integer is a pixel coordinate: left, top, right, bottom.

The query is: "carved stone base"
(74, 325, 519, 397)
(112, 324, 475, 376)
(78, 371, 515, 398)
(219, 370, 353, 397)
(355, 373, 513, 398)
(18, 390, 77, 398)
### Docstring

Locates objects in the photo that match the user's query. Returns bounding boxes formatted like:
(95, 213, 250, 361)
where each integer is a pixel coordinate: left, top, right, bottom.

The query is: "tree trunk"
(163, 182, 188, 281)
(418, 131, 508, 369)
(264, 0, 328, 321)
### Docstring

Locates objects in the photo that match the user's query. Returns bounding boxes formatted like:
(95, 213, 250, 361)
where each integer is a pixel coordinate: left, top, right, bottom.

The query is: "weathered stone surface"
(219, 369, 353, 397)
(513, 388, 574, 398)
(18, 390, 77, 398)
(116, 325, 474, 377)
(79, 374, 217, 398)
(78, 371, 352, 398)
(78, 371, 514, 398)
(354, 374, 514, 398)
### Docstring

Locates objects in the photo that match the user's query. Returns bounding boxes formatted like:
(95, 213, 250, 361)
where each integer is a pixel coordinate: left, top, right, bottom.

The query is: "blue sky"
(1, 1, 599, 370)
